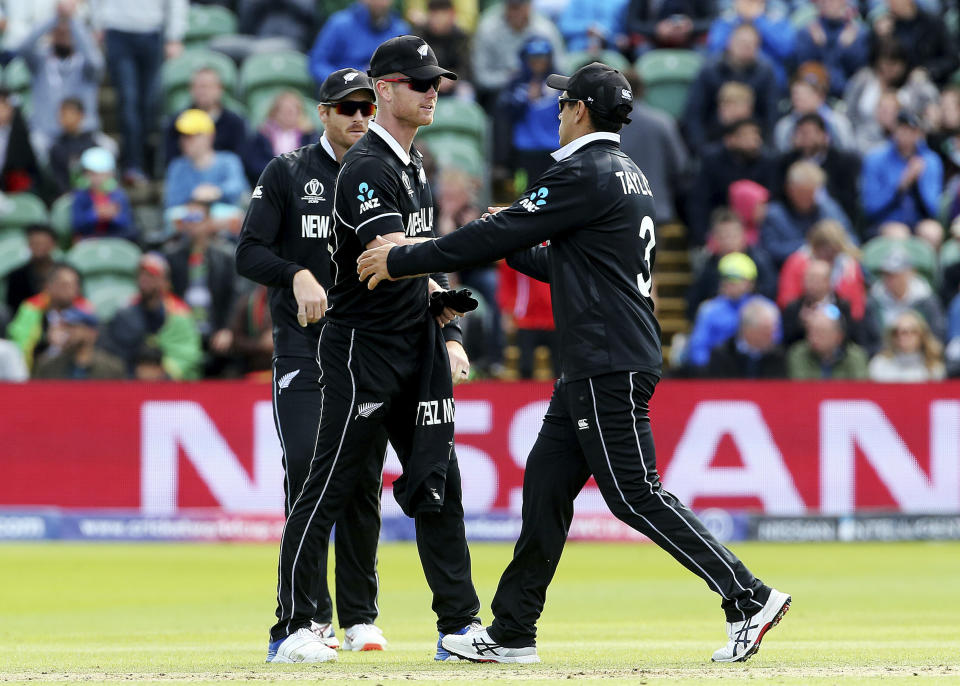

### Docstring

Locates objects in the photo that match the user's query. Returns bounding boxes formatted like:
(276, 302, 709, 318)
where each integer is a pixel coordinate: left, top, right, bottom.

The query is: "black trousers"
(272, 356, 387, 628)
(489, 371, 771, 647)
(271, 323, 480, 641)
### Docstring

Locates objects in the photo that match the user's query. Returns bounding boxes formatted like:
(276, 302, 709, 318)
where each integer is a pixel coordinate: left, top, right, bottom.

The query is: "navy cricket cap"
(367, 35, 458, 81)
(546, 62, 634, 124)
(317, 68, 376, 103)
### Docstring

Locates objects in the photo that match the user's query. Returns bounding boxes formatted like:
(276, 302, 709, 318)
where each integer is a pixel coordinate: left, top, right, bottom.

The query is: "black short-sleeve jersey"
(326, 122, 437, 332)
(235, 140, 338, 358)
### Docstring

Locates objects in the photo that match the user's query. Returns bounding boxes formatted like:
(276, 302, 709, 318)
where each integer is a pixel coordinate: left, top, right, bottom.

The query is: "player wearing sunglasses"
(237, 68, 389, 660)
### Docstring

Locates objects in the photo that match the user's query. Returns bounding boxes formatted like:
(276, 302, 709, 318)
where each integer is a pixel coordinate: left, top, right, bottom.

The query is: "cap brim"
(546, 74, 570, 91)
(399, 64, 458, 81)
(323, 84, 377, 102)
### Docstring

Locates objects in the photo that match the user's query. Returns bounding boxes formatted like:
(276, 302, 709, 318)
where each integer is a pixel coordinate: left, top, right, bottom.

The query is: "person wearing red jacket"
(497, 259, 555, 378)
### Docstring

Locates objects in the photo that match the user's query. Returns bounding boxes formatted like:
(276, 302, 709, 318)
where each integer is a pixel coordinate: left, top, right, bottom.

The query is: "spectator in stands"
(772, 63, 856, 153)
(412, 0, 473, 95)
(686, 252, 777, 367)
(6, 224, 58, 313)
(164, 109, 249, 209)
(164, 67, 248, 165)
(472, 0, 565, 110)
(844, 40, 938, 152)
(781, 258, 860, 346)
(620, 73, 690, 225)
(872, 0, 958, 86)
(237, 0, 318, 52)
(224, 283, 274, 379)
(868, 308, 945, 381)
(704, 297, 786, 378)
(6, 262, 90, 370)
(557, 0, 627, 52)
(498, 261, 555, 379)
(94, 0, 188, 185)
(861, 109, 942, 235)
(623, 0, 714, 53)
(761, 160, 853, 266)
(308, 0, 410, 84)
(705, 0, 795, 88)
(687, 117, 777, 245)
(0, 0, 59, 63)
(48, 98, 117, 196)
(787, 302, 868, 379)
(19, 0, 104, 157)
(793, 0, 869, 98)
(99, 253, 203, 380)
(864, 249, 946, 347)
(71, 147, 135, 242)
(0, 88, 41, 193)
(493, 36, 560, 191)
(687, 208, 777, 318)
(727, 178, 769, 244)
(683, 24, 779, 154)
(778, 218, 866, 319)
(243, 91, 316, 180)
(929, 86, 960, 184)
(32, 306, 125, 379)
(775, 112, 862, 226)
(688, 80, 757, 154)
(164, 192, 239, 362)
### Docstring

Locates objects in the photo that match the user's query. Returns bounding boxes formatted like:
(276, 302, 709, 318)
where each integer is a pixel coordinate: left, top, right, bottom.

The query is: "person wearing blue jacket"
(686, 252, 778, 368)
(706, 0, 795, 88)
(557, 0, 629, 51)
(861, 110, 943, 235)
(793, 0, 869, 98)
(308, 0, 410, 84)
(71, 147, 135, 242)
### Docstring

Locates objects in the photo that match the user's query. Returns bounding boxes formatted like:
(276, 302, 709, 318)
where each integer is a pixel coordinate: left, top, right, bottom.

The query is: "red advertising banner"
(1, 380, 958, 516)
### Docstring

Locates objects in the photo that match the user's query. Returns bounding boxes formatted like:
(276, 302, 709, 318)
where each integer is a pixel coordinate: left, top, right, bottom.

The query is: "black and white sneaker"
(711, 589, 791, 663)
(440, 627, 540, 664)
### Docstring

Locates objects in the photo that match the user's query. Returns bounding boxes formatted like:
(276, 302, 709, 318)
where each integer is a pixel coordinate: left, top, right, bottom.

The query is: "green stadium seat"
(240, 51, 314, 100)
(184, 4, 238, 46)
(49, 194, 74, 249)
(247, 87, 321, 130)
(636, 49, 703, 119)
(84, 274, 138, 320)
(0, 231, 29, 279)
(861, 236, 939, 287)
(564, 50, 631, 75)
(422, 134, 484, 178)
(0, 193, 48, 232)
(2, 56, 31, 93)
(165, 89, 248, 118)
(161, 49, 239, 108)
(940, 239, 960, 270)
(67, 238, 142, 279)
(418, 98, 487, 149)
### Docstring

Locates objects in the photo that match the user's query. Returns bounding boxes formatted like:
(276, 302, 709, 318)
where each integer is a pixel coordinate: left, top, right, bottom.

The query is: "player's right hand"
(292, 269, 328, 327)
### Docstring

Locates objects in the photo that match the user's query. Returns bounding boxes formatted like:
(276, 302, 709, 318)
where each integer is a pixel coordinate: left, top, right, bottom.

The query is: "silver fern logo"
(356, 402, 384, 419)
(277, 369, 300, 394)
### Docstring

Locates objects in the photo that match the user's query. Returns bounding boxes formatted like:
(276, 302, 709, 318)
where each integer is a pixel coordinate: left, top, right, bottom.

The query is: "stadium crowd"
(0, 0, 959, 382)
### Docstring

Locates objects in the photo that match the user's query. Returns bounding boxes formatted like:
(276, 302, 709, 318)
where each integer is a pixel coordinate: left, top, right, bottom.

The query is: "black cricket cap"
(367, 35, 457, 81)
(317, 68, 376, 103)
(546, 61, 633, 124)
(895, 108, 922, 129)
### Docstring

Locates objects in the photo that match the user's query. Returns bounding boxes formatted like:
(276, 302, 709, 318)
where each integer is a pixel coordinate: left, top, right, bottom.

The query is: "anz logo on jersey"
(357, 182, 380, 213)
(519, 186, 549, 212)
(405, 206, 433, 236)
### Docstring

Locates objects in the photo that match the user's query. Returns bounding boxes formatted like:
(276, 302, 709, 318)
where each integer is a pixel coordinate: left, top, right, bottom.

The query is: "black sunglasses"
(325, 101, 377, 117)
(558, 96, 580, 113)
(381, 76, 442, 93)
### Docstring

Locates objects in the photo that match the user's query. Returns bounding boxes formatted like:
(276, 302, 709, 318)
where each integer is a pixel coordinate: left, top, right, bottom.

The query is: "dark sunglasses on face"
(558, 96, 580, 113)
(326, 101, 377, 117)
(381, 76, 442, 93)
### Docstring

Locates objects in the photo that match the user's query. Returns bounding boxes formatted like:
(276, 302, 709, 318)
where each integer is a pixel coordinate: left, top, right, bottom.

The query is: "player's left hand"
(357, 236, 395, 290)
(446, 340, 470, 384)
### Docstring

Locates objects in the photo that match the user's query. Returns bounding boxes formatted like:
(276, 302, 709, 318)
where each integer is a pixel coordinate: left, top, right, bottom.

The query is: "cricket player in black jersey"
(264, 36, 481, 664)
(236, 69, 390, 660)
(358, 62, 791, 665)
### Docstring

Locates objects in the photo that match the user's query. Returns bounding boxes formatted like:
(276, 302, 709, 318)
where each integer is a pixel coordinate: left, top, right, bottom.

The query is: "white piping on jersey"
(320, 133, 337, 162)
(356, 212, 401, 233)
(368, 120, 411, 166)
(551, 132, 621, 162)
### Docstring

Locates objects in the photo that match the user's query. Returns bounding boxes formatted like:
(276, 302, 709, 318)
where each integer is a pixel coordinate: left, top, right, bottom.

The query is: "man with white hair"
(705, 298, 786, 377)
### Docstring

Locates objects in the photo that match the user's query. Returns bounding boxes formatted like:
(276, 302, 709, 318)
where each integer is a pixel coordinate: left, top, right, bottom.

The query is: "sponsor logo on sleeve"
(519, 187, 549, 213)
(357, 182, 381, 213)
(251, 185, 263, 199)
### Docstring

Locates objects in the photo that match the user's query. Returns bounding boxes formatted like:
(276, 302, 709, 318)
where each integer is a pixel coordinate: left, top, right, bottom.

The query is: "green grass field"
(1, 541, 958, 685)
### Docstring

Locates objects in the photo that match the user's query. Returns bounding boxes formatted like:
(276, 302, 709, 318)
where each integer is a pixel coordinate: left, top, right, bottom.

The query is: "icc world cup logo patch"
(301, 178, 325, 203)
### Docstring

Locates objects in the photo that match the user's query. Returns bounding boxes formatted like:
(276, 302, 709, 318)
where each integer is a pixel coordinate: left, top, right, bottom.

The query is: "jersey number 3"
(636, 215, 656, 298)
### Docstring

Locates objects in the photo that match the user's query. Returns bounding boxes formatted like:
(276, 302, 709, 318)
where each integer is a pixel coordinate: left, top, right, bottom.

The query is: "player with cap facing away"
(238, 69, 393, 660)
(358, 62, 792, 664)
(264, 36, 482, 664)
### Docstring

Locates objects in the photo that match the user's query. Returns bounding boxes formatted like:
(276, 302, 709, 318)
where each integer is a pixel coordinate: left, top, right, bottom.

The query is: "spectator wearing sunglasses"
(868, 309, 945, 381)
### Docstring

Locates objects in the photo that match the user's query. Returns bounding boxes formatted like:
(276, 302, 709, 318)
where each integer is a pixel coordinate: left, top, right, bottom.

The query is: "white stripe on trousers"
(285, 327, 356, 635)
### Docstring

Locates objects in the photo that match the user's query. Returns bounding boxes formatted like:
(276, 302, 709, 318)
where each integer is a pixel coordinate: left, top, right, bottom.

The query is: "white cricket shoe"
(267, 627, 338, 663)
(310, 621, 340, 649)
(441, 627, 540, 663)
(712, 589, 792, 663)
(341, 623, 387, 651)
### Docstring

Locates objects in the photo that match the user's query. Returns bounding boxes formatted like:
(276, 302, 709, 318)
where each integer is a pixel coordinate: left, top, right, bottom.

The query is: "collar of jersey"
(369, 120, 411, 166)
(320, 133, 337, 162)
(551, 132, 621, 162)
